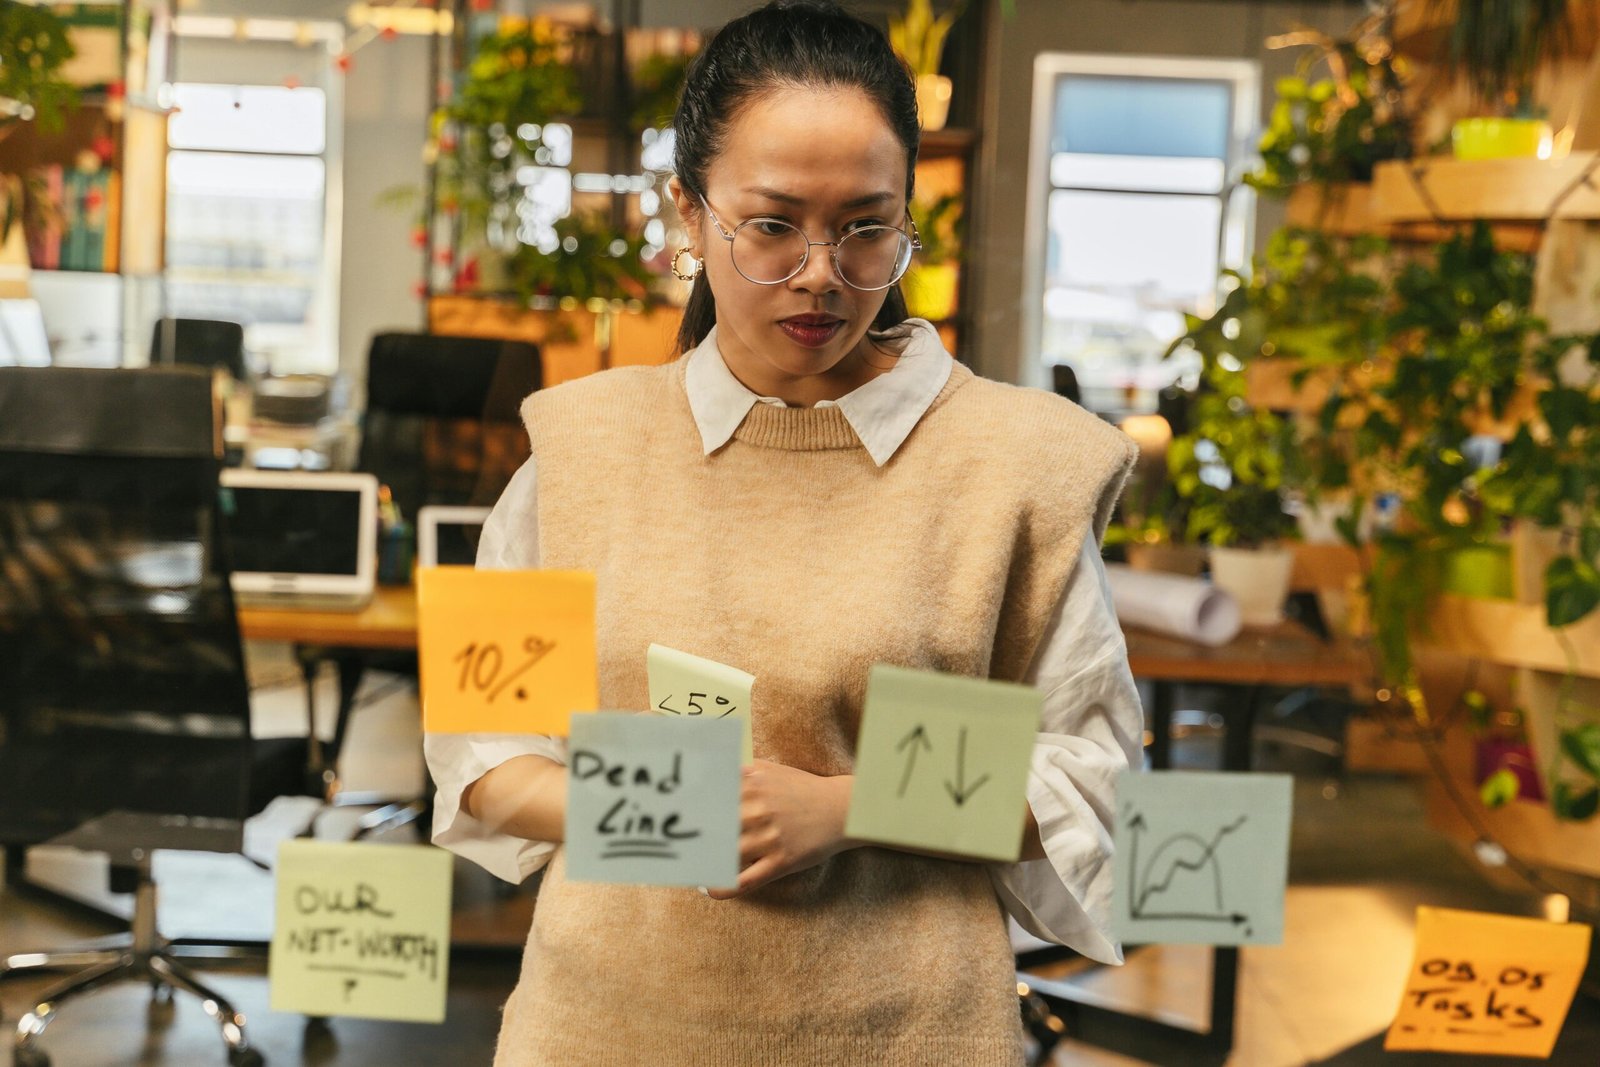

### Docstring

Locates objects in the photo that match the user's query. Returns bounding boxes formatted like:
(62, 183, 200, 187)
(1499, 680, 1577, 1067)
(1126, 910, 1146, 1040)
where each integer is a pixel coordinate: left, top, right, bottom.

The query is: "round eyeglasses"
(699, 196, 921, 291)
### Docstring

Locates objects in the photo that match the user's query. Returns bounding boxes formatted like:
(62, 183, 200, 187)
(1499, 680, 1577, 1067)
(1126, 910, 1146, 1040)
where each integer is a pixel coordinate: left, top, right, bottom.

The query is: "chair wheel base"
(229, 1047, 265, 1067)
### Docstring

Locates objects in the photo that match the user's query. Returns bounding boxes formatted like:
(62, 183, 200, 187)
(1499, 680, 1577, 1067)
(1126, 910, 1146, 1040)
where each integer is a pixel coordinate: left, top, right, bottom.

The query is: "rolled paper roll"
(1104, 563, 1242, 647)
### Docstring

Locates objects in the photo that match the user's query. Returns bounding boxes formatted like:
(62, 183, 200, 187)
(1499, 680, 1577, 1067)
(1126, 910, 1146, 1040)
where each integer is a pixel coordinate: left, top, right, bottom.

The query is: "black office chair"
(0, 365, 313, 1067)
(302, 332, 541, 832)
(150, 318, 248, 382)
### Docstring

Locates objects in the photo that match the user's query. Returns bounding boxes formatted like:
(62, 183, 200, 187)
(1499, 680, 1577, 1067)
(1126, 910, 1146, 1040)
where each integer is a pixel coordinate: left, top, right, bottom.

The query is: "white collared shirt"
(423, 321, 1143, 964)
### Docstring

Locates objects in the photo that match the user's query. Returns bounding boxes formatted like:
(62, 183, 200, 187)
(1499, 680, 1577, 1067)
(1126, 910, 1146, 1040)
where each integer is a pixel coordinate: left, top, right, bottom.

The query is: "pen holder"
(378, 521, 414, 586)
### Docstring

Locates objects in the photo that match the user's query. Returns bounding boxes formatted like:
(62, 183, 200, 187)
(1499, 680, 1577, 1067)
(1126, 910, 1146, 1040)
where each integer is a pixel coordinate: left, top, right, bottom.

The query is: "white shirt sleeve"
(422, 458, 570, 884)
(988, 538, 1144, 965)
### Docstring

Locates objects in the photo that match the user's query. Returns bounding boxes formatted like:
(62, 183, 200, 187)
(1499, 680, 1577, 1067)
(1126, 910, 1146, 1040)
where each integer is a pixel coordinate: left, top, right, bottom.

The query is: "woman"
(425, 2, 1143, 1063)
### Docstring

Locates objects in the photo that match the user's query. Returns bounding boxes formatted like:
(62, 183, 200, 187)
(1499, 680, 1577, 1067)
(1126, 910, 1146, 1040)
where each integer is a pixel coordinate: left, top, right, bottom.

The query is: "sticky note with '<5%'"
(647, 643, 755, 765)
(417, 567, 597, 735)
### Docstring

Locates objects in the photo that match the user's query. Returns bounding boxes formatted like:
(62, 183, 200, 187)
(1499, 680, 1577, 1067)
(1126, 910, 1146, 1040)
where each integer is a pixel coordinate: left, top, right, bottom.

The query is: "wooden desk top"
(238, 585, 420, 649)
(1123, 620, 1368, 689)
(241, 585, 1368, 690)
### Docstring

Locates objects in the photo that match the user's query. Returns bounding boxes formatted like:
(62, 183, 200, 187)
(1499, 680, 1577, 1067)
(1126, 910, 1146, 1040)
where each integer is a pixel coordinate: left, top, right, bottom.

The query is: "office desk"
(238, 586, 419, 649)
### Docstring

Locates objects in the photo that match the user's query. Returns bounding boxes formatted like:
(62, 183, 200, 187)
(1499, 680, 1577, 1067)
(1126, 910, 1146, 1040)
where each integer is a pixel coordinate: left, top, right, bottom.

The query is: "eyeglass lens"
(731, 221, 913, 289)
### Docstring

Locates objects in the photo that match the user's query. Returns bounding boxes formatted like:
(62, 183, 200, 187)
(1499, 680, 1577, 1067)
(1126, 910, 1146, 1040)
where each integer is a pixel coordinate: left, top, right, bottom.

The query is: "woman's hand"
(705, 761, 855, 900)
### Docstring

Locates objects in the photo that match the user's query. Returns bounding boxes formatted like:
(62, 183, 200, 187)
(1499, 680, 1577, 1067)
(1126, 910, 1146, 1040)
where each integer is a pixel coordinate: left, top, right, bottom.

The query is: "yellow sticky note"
(418, 567, 597, 735)
(269, 840, 453, 1023)
(647, 643, 755, 765)
(1385, 906, 1591, 1058)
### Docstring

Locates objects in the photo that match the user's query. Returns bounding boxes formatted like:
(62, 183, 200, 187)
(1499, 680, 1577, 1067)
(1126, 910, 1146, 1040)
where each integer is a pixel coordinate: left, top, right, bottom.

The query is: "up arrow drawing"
(944, 726, 991, 806)
(896, 725, 933, 798)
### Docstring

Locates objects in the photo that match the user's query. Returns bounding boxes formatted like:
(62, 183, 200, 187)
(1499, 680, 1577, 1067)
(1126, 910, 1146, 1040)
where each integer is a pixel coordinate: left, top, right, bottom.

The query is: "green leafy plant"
(1249, 31, 1412, 193)
(909, 191, 962, 266)
(889, 0, 964, 78)
(505, 210, 655, 305)
(0, 0, 77, 134)
(1441, 0, 1574, 116)
(630, 49, 695, 132)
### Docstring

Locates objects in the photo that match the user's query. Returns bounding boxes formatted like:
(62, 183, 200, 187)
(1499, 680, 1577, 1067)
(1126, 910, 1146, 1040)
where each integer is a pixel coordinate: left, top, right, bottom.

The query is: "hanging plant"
(0, 0, 77, 134)
(1438, 0, 1575, 115)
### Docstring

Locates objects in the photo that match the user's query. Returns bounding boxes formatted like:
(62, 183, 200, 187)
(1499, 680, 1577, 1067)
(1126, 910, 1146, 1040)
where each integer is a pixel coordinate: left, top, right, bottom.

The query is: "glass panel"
(1052, 76, 1231, 159)
(1042, 189, 1220, 406)
(165, 151, 331, 372)
(1050, 153, 1225, 195)
(168, 83, 327, 154)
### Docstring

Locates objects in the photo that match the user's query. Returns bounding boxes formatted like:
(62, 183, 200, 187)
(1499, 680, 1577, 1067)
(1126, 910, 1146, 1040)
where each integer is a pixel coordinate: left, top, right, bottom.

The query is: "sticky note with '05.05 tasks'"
(269, 840, 453, 1024)
(647, 643, 755, 765)
(564, 712, 743, 889)
(417, 567, 597, 735)
(1385, 906, 1591, 1059)
(844, 664, 1041, 863)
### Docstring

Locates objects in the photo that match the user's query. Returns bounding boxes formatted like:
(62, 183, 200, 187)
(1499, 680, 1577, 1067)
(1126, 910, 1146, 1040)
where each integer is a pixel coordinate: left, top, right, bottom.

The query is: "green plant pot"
(903, 262, 958, 322)
(1451, 117, 1551, 161)
(1439, 543, 1514, 599)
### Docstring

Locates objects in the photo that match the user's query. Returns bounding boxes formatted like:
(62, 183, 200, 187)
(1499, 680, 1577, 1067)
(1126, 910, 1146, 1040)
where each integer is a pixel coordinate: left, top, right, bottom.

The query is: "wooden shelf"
(1417, 594, 1600, 679)
(918, 127, 976, 161)
(1371, 154, 1600, 223)
(1428, 776, 1600, 879)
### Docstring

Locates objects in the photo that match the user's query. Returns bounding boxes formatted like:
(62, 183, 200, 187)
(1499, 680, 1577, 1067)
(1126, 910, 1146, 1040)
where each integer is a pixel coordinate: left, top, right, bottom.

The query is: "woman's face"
(672, 86, 909, 406)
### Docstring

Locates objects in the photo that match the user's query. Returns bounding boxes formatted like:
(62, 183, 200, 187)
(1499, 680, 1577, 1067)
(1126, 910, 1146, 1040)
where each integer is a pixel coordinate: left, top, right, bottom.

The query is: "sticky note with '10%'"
(417, 567, 597, 735)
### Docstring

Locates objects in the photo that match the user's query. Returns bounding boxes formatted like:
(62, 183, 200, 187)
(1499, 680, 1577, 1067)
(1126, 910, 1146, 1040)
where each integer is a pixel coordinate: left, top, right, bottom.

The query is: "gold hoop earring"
(671, 247, 703, 282)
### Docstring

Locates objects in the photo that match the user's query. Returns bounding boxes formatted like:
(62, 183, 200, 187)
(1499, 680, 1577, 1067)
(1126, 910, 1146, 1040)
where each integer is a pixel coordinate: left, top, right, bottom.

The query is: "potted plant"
(889, 0, 963, 131)
(902, 191, 961, 322)
(1435, 0, 1575, 158)
(1249, 23, 1413, 205)
(1, 1, 76, 262)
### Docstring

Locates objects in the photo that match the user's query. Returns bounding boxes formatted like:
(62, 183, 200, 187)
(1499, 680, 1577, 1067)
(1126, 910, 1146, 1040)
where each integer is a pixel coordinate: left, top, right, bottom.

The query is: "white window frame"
(1021, 53, 1260, 397)
(167, 18, 345, 375)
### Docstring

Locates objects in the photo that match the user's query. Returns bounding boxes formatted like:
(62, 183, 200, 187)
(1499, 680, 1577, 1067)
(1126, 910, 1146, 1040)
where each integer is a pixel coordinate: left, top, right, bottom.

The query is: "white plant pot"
(916, 74, 952, 132)
(1209, 544, 1295, 626)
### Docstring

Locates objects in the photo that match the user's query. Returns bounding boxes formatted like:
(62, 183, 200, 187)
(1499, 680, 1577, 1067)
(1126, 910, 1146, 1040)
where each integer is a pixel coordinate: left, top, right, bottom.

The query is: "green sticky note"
(1111, 770, 1293, 946)
(565, 712, 742, 888)
(845, 665, 1041, 862)
(269, 840, 453, 1023)
(647, 643, 755, 765)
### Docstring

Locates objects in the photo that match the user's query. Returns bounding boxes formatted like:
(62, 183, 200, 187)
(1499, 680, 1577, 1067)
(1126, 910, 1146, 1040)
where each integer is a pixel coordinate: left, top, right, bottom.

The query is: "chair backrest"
(357, 332, 540, 519)
(0, 366, 256, 847)
(150, 317, 248, 382)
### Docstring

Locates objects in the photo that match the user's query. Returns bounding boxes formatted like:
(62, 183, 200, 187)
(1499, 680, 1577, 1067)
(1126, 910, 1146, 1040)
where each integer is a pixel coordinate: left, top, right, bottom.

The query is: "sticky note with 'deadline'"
(565, 712, 742, 889)
(1385, 906, 1591, 1058)
(845, 664, 1041, 862)
(417, 567, 597, 735)
(647, 643, 754, 765)
(269, 840, 453, 1023)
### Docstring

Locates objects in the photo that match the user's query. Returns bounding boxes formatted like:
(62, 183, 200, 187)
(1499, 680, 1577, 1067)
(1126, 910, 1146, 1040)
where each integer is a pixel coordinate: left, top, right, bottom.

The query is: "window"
(165, 81, 339, 374)
(1024, 56, 1258, 415)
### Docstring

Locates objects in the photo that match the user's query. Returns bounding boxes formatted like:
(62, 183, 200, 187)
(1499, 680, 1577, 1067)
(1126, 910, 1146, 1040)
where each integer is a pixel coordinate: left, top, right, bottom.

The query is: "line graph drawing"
(1126, 809, 1253, 937)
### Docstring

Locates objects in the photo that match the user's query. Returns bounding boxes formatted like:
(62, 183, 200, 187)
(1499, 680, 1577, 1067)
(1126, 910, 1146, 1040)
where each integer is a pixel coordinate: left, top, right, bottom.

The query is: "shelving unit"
(0, 0, 173, 366)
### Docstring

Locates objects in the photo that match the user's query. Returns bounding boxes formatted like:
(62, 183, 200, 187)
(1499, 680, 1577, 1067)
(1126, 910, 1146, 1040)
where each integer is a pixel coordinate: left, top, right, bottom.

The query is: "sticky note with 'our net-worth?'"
(844, 665, 1041, 862)
(1385, 906, 1591, 1058)
(564, 712, 743, 889)
(269, 840, 453, 1023)
(417, 567, 597, 735)
(647, 643, 755, 765)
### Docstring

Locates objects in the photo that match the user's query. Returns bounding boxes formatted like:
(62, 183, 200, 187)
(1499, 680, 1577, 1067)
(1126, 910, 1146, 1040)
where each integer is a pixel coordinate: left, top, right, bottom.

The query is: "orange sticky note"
(417, 567, 598, 735)
(1385, 906, 1590, 1058)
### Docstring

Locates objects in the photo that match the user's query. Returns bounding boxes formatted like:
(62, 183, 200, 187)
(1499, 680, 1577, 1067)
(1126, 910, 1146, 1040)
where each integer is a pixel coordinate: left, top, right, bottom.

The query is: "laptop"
(417, 505, 492, 568)
(219, 469, 379, 610)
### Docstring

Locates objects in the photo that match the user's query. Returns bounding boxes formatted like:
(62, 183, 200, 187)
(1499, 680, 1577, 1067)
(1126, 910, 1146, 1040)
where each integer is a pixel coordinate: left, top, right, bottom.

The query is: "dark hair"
(672, 0, 920, 354)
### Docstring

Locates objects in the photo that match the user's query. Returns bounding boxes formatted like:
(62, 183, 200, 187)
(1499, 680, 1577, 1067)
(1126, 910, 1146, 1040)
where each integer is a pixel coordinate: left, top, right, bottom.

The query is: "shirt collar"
(683, 320, 954, 467)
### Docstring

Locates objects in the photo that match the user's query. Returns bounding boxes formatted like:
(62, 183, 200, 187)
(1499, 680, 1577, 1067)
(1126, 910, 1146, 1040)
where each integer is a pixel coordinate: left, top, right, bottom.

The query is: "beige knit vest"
(494, 356, 1134, 1067)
